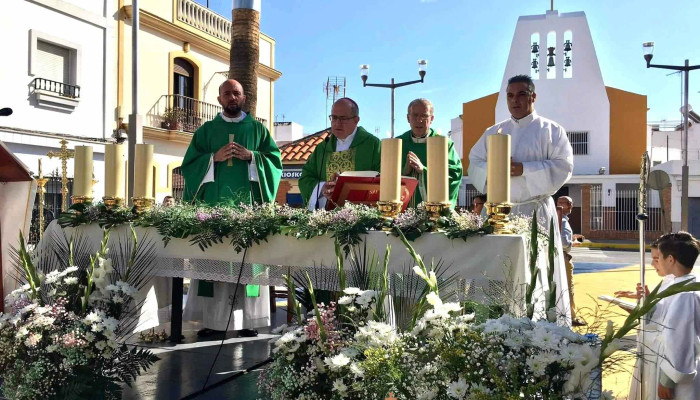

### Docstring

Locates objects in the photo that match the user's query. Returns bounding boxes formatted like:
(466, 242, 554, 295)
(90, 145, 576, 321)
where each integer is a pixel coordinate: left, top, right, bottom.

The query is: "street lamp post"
(360, 60, 427, 138)
(643, 42, 700, 231)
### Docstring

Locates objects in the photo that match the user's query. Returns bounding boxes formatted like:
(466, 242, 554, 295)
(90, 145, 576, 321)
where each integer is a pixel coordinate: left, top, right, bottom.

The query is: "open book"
(597, 295, 637, 312)
(326, 171, 418, 211)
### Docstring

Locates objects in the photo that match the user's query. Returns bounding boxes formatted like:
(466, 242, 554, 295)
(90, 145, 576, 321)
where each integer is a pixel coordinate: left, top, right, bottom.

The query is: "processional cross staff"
(47, 139, 74, 212)
(636, 151, 650, 399)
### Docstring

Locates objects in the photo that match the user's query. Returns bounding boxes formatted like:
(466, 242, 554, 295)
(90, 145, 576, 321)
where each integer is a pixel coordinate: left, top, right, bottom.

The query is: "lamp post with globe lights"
(360, 60, 427, 138)
(643, 42, 700, 230)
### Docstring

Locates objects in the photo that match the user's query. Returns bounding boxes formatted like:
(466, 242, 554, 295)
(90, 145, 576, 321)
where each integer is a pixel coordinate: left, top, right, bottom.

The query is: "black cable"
(180, 357, 274, 400)
(179, 247, 249, 400)
(314, 135, 331, 210)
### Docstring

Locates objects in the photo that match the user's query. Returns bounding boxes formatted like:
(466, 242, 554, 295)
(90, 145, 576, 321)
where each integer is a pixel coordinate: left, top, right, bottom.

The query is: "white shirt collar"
(511, 110, 537, 125)
(411, 130, 430, 143)
(336, 127, 357, 145)
(219, 111, 247, 123)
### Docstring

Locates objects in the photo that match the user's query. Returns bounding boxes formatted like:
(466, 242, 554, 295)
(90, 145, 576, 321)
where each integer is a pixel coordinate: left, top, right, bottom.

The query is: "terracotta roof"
(279, 128, 331, 163)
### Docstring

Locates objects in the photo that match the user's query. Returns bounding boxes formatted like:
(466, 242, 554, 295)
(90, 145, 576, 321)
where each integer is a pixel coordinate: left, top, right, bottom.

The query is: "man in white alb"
(468, 74, 574, 324)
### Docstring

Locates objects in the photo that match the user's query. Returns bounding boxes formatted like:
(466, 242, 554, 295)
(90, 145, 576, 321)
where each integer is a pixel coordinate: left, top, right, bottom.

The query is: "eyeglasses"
(409, 113, 432, 122)
(329, 115, 356, 122)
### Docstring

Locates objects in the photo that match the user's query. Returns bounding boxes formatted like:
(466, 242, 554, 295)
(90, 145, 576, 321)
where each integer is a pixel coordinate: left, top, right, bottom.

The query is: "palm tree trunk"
(229, 5, 260, 117)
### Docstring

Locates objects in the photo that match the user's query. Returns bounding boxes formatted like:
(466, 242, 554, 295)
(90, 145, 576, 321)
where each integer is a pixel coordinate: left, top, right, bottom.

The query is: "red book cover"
(325, 172, 418, 212)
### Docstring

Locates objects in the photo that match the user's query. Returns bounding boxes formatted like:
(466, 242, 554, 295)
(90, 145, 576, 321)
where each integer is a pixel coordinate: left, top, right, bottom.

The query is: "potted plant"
(161, 107, 184, 130)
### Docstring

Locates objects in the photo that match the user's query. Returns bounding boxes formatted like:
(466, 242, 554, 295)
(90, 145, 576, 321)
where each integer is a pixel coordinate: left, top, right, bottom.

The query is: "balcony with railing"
(31, 77, 81, 110)
(146, 94, 267, 136)
(176, 0, 231, 43)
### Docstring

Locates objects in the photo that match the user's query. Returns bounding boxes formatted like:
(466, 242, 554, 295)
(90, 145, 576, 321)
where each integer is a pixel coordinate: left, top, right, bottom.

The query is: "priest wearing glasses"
(398, 98, 462, 208)
(299, 97, 381, 210)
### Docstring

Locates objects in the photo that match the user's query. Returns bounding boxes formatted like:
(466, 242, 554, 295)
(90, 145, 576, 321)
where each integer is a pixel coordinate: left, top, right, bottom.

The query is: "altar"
(40, 220, 554, 341)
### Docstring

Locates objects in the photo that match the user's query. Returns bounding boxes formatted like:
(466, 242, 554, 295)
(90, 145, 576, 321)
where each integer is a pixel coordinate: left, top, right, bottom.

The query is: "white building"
(0, 0, 115, 210)
(459, 8, 654, 239)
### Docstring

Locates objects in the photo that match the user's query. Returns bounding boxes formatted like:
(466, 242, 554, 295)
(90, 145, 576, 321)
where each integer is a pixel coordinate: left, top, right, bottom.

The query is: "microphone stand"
(314, 135, 331, 210)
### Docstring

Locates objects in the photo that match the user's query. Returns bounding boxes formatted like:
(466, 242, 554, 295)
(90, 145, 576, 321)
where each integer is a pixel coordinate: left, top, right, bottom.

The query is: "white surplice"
(468, 111, 574, 324)
(183, 279, 270, 331)
(642, 274, 700, 400)
(183, 111, 271, 332)
(628, 274, 675, 400)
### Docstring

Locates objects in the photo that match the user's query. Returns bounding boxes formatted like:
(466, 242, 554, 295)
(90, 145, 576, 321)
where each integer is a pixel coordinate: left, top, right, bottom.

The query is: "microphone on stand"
(0, 108, 13, 116)
(314, 134, 331, 210)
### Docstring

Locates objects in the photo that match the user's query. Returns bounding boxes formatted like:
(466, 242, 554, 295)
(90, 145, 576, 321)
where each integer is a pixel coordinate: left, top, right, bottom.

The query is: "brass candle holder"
(424, 201, 452, 228)
(132, 197, 155, 214)
(102, 196, 124, 210)
(70, 195, 93, 205)
(485, 202, 513, 235)
(377, 200, 402, 231)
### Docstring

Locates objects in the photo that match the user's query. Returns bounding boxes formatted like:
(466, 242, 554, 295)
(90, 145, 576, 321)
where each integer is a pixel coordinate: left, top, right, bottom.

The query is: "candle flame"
(497, 127, 503, 135)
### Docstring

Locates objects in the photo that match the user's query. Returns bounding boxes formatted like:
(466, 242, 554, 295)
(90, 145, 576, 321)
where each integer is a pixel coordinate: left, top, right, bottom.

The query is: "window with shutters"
(29, 30, 81, 108)
(567, 131, 588, 155)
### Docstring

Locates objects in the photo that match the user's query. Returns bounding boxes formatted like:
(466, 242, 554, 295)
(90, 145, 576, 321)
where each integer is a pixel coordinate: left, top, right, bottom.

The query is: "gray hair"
(558, 195, 573, 205)
(335, 97, 360, 117)
(407, 98, 434, 115)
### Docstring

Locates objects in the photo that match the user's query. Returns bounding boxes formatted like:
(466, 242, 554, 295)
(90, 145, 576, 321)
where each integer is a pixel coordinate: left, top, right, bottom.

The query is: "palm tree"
(229, 2, 260, 117)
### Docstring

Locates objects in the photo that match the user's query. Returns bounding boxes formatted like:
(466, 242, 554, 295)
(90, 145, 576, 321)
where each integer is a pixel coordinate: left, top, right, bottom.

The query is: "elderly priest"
(300, 97, 381, 210)
(468, 74, 574, 323)
(398, 98, 462, 208)
(181, 79, 282, 337)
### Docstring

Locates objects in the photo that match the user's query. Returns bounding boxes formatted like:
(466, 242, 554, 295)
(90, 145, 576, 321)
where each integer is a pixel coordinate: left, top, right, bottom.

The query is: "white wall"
(496, 10, 610, 176)
(648, 123, 700, 165)
(449, 116, 463, 159)
(274, 122, 304, 143)
(0, 0, 112, 140)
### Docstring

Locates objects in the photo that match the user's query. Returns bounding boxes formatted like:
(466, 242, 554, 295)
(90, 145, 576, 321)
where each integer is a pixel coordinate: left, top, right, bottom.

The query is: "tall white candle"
(133, 144, 154, 198)
(486, 131, 510, 204)
(380, 138, 402, 202)
(72, 146, 93, 197)
(104, 144, 125, 198)
(427, 136, 449, 203)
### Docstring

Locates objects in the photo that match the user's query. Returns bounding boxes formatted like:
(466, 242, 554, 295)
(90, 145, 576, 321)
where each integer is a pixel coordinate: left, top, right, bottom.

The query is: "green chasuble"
(181, 113, 282, 298)
(397, 128, 463, 209)
(299, 126, 381, 206)
(182, 114, 282, 205)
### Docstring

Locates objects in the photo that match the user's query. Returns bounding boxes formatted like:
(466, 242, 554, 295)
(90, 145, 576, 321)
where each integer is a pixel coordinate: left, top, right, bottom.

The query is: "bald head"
(330, 97, 360, 140)
(217, 79, 246, 117)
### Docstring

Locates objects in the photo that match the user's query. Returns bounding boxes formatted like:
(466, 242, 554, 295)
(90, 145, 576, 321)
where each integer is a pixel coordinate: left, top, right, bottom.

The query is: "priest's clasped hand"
(510, 157, 523, 176)
(403, 151, 425, 175)
(214, 143, 252, 162)
(321, 180, 336, 199)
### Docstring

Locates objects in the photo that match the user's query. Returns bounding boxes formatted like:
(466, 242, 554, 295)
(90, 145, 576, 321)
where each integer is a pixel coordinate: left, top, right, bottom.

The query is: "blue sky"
(198, 0, 700, 138)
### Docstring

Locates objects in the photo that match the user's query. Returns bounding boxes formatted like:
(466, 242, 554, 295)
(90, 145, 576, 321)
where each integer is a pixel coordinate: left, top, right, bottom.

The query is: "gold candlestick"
(132, 197, 155, 214)
(424, 201, 452, 229)
(485, 202, 513, 235)
(47, 139, 75, 211)
(102, 196, 123, 210)
(36, 159, 49, 240)
(70, 195, 93, 205)
(377, 200, 402, 231)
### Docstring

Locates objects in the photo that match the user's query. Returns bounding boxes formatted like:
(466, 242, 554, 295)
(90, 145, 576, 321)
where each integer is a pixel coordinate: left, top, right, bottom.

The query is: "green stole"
(298, 126, 382, 206)
(181, 113, 282, 298)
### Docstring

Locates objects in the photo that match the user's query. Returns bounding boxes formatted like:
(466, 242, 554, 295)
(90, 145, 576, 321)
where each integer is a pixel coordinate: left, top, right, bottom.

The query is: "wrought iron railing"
(147, 94, 267, 133)
(590, 186, 662, 231)
(32, 77, 81, 99)
(176, 0, 231, 43)
(30, 172, 73, 244)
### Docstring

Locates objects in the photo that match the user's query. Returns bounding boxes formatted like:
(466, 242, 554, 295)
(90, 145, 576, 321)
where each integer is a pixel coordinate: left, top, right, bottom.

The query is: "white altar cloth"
(41, 221, 557, 321)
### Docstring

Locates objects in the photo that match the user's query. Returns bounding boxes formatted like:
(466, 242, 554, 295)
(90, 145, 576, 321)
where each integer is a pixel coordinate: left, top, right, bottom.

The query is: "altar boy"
(648, 232, 700, 399)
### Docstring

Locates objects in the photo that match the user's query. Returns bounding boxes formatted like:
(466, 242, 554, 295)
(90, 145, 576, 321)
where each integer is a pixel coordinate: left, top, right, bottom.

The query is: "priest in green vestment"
(299, 97, 381, 210)
(181, 79, 282, 337)
(398, 98, 462, 208)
